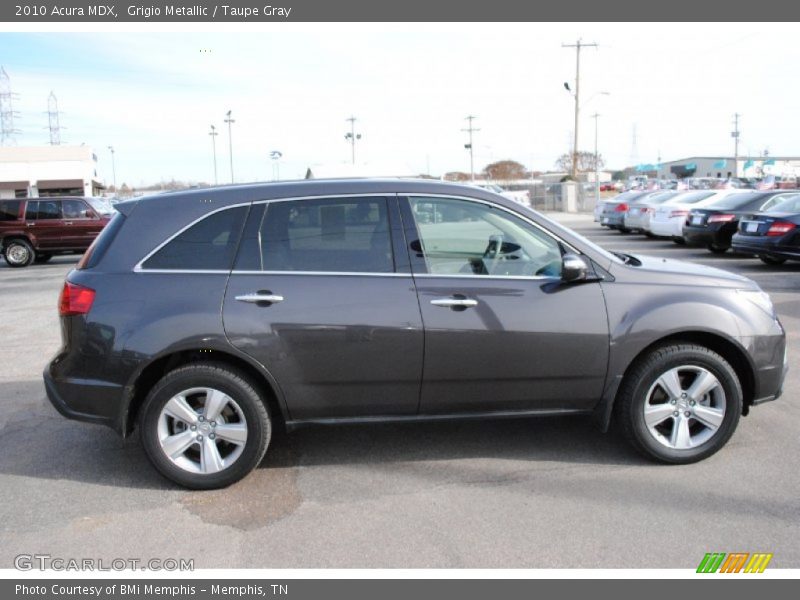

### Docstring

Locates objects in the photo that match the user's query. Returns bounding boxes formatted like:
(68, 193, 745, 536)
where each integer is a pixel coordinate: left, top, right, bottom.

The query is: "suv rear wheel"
(4, 239, 35, 267)
(616, 343, 742, 464)
(139, 363, 271, 489)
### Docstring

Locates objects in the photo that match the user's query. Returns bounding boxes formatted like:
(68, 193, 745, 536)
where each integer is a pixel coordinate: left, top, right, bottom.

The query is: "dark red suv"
(0, 196, 113, 267)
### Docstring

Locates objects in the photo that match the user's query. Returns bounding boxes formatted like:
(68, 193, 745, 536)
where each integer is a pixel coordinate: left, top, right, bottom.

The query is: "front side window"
(142, 206, 248, 270)
(62, 199, 92, 219)
(250, 197, 394, 273)
(408, 196, 563, 278)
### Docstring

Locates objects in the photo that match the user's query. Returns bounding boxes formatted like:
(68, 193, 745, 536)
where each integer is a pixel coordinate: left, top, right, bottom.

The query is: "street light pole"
(462, 115, 479, 181)
(224, 110, 235, 183)
(562, 39, 598, 180)
(107, 146, 117, 192)
(344, 116, 360, 165)
(209, 125, 218, 185)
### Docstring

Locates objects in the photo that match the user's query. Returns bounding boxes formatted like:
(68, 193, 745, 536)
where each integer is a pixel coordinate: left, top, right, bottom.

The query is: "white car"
(648, 190, 748, 241)
(472, 183, 531, 206)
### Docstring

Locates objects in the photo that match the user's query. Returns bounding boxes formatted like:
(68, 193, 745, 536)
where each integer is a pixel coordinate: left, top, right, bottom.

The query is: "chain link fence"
(504, 182, 600, 213)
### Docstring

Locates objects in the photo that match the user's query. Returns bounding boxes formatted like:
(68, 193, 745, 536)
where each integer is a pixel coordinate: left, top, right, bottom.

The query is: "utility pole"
(209, 125, 218, 185)
(224, 110, 235, 183)
(732, 113, 741, 176)
(562, 39, 597, 179)
(344, 116, 361, 165)
(107, 146, 117, 192)
(462, 115, 480, 181)
(592, 112, 600, 207)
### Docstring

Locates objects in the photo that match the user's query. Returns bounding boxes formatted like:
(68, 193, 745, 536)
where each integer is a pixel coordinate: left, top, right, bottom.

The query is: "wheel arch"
(595, 330, 756, 431)
(122, 347, 288, 437)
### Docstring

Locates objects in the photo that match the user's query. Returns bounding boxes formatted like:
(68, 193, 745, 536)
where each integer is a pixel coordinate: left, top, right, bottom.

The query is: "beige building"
(0, 145, 104, 198)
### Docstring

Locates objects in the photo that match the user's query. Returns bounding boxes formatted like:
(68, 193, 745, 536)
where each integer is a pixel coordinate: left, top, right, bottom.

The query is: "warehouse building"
(656, 156, 800, 179)
(0, 145, 104, 199)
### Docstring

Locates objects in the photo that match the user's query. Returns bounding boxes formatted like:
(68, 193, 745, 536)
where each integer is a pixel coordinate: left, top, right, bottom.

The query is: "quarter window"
(408, 196, 563, 277)
(247, 197, 394, 273)
(142, 206, 248, 271)
(0, 200, 21, 221)
(62, 199, 92, 219)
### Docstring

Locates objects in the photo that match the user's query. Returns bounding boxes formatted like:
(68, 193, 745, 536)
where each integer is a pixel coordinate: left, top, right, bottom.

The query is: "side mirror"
(561, 253, 590, 283)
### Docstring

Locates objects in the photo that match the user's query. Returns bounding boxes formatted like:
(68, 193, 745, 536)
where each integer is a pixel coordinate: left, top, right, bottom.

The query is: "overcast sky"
(0, 23, 798, 186)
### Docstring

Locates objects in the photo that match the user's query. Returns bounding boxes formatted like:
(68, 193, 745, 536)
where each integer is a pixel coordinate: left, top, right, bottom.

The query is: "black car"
(731, 194, 800, 265)
(683, 190, 800, 253)
(44, 179, 787, 489)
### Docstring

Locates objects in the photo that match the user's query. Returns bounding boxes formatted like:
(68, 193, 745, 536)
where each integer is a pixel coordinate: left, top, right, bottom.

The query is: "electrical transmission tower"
(47, 91, 64, 145)
(1, 67, 21, 146)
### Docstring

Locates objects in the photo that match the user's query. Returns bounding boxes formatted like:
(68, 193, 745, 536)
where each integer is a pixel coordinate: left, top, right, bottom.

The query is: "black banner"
(2, 0, 800, 22)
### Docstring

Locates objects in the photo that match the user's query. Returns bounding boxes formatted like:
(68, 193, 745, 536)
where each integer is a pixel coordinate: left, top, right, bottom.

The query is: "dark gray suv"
(44, 180, 788, 488)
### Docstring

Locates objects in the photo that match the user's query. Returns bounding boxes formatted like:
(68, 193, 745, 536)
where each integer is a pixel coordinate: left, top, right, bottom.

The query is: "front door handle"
(235, 292, 284, 304)
(63, 221, 73, 226)
(431, 297, 478, 309)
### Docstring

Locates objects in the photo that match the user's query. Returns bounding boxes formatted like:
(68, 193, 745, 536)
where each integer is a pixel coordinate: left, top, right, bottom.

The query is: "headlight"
(737, 289, 775, 317)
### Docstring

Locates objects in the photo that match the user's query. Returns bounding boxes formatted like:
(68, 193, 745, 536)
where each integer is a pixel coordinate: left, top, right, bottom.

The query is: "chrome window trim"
(133, 191, 579, 274)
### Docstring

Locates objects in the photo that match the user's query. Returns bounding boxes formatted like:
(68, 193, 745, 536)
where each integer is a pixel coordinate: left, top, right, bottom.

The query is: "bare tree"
(555, 151, 605, 174)
(482, 160, 528, 181)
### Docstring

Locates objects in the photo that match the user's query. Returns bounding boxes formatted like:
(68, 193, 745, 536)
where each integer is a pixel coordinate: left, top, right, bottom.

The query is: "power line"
(462, 115, 480, 181)
(562, 39, 598, 179)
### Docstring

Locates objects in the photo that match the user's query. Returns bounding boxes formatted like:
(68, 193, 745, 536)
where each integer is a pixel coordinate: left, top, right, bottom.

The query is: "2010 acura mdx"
(44, 180, 788, 489)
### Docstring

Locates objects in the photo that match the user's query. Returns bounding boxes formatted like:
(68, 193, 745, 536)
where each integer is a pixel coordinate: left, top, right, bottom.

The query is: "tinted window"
(0, 200, 21, 221)
(25, 201, 38, 220)
(36, 200, 63, 220)
(62, 199, 92, 219)
(409, 196, 563, 277)
(707, 192, 765, 210)
(142, 206, 248, 270)
(256, 197, 393, 273)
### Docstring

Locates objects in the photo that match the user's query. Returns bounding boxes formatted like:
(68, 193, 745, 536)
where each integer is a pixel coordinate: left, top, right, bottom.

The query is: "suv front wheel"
(3, 239, 35, 268)
(617, 343, 742, 464)
(139, 363, 272, 489)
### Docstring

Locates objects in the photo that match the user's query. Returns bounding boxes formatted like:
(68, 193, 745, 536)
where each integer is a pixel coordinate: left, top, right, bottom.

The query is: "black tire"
(759, 255, 786, 266)
(672, 236, 686, 245)
(619, 227, 631, 234)
(644, 232, 655, 238)
(708, 243, 729, 254)
(3, 239, 35, 267)
(139, 362, 271, 489)
(616, 343, 742, 464)
(34, 253, 53, 264)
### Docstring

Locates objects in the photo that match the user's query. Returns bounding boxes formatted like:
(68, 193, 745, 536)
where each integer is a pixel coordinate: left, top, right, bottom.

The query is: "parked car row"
(595, 189, 800, 265)
(0, 197, 113, 267)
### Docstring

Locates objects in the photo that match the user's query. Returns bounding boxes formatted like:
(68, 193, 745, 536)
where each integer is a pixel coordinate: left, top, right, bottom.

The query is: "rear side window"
(36, 200, 63, 220)
(142, 206, 248, 271)
(0, 200, 22, 221)
(62, 199, 92, 219)
(251, 197, 394, 273)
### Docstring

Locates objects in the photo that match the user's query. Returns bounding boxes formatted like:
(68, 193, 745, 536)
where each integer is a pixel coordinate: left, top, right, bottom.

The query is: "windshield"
(534, 211, 618, 264)
(765, 195, 800, 213)
(86, 197, 116, 215)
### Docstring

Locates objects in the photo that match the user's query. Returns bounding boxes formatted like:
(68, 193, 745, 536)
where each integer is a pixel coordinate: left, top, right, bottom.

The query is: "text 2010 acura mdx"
(45, 180, 788, 488)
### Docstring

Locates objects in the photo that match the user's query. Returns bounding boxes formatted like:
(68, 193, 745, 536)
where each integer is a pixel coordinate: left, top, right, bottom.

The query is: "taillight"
(59, 282, 96, 316)
(615, 203, 629, 212)
(669, 209, 688, 218)
(767, 221, 797, 237)
(708, 213, 736, 223)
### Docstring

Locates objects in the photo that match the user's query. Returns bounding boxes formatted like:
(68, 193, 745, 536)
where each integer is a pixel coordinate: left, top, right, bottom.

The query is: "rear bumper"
(732, 235, 800, 260)
(649, 220, 680, 237)
(600, 213, 626, 227)
(44, 354, 126, 434)
(623, 213, 648, 230)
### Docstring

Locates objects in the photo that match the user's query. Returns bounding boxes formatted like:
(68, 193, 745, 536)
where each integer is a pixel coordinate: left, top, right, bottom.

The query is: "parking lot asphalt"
(0, 212, 798, 569)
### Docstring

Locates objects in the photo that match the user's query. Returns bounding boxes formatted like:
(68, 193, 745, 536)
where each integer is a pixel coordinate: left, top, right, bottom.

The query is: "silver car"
(624, 191, 682, 234)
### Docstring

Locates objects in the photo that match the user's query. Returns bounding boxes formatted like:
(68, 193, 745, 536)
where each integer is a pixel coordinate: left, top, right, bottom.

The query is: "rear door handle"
(63, 221, 73, 226)
(235, 293, 284, 304)
(431, 297, 478, 308)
